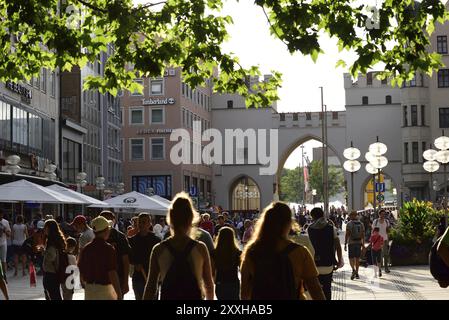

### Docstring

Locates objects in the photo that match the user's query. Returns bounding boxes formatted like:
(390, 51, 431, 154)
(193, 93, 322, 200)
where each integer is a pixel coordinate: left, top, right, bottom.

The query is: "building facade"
(121, 68, 213, 205)
(0, 69, 59, 183)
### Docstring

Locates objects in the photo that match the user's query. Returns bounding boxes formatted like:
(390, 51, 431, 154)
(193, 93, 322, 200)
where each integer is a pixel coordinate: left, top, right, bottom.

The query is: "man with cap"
(78, 216, 122, 300)
(100, 211, 131, 296)
(71, 215, 94, 256)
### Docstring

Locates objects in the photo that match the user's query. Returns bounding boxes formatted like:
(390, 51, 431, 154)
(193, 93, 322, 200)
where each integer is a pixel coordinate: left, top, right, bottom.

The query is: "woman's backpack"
(429, 237, 449, 287)
(160, 239, 202, 300)
(250, 243, 299, 300)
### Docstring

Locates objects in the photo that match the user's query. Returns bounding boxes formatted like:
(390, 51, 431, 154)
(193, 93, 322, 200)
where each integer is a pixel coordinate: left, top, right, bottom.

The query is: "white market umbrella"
(89, 191, 170, 215)
(0, 179, 84, 204)
(150, 194, 171, 205)
(47, 184, 108, 206)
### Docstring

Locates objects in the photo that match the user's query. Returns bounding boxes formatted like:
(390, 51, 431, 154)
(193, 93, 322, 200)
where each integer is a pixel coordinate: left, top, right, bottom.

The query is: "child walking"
(369, 227, 384, 277)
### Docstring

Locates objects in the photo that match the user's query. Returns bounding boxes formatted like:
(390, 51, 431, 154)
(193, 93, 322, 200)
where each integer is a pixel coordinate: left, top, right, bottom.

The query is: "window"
(412, 142, 419, 163)
(438, 69, 449, 88)
(0, 102, 11, 144)
(366, 72, 373, 85)
(40, 68, 47, 93)
(227, 100, 233, 109)
(362, 96, 368, 105)
(34, 74, 40, 89)
(184, 175, 191, 191)
(150, 78, 164, 95)
(131, 79, 144, 96)
(293, 113, 298, 121)
(421, 105, 425, 126)
(422, 142, 426, 162)
(306, 112, 312, 120)
(50, 71, 55, 97)
(280, 113, 285, 121)
(410, 74, 416, 87)
(130, 108, 144, 125)
(130, 138, 144, 160)
(411, 105, 418, 126)
(182, 82, 185, 96)
(437, 35, 448, 54)
(151, 108, 164, 124)
(386, 95, 392, 104)
(332, 112, 338, 120)
(62, 138, 81, 183)
(439, 108, 449, 128)
(404, 142, 409, 164)
(420, 73, 424, 86)
(381, 77, 388, 85)
(403, 106, 408, 127)
(151, 138, 165, 160)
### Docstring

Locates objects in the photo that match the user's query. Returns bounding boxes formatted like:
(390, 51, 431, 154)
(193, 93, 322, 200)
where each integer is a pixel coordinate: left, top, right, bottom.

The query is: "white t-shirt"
(373, 219, 390, 241)
(12, 223, 27, 246)
(0, 219, 11, 246)
(79, 227, 95, 249)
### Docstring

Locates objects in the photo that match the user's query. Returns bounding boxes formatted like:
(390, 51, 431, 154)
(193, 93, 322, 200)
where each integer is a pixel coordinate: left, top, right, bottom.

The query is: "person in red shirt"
(199, 213, 214, 237)
(369, 227, 384, 277)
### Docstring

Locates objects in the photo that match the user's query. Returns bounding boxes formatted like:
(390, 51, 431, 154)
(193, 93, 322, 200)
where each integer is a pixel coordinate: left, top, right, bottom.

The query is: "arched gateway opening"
(277, 136, 347, 213)
(229, 176, 261, 211)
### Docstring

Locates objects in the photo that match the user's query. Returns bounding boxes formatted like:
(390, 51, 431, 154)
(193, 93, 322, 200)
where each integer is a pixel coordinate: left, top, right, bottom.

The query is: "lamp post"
(244, 185, 249, 211)
(343, 142, 361, 211)
(423, 145, 439, 203)
(368, 138, 388, 215)
(300, 145, 305, 206)
(312, 189, 317, 205)
(434, 131, 449, 220)
(96, 176, 106, 201)
(45, 163, 57, 181)
(5, 155, 21, 176)
(116, 182, 125, 195)
(76, 172, 87, 193)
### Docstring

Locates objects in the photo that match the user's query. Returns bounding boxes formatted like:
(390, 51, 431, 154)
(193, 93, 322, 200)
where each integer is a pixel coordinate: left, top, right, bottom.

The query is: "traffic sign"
(376, 194, 385, 202)
(375, 183, 385, 193)
(189, 185, 197, 197)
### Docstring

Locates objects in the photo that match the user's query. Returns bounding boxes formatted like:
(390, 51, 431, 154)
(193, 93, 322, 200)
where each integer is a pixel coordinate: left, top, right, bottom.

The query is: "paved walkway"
(332, 228, 448, 300)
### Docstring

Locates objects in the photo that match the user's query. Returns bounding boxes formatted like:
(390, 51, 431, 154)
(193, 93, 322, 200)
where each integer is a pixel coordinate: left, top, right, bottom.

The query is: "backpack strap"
(165, 239, 197, 260)
(282, 242, 299, 256)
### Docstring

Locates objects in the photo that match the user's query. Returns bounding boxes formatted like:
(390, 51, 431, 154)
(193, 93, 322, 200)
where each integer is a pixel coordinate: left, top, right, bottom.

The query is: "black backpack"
(160, 239, 202, 300)
(429, 237, 449, 287)
(251, 243, 298, 300)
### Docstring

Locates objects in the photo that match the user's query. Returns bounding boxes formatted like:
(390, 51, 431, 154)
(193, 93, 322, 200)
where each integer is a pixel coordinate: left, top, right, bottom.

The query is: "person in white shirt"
(12, 215, 28, 276)
(70, 215, 94, 256)
(373, 209, 391, 273)
(0, 210, 12, 277)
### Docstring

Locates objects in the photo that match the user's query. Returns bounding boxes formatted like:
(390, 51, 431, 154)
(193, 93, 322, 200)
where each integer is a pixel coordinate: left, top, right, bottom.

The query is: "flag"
(303, 166, 309, 193)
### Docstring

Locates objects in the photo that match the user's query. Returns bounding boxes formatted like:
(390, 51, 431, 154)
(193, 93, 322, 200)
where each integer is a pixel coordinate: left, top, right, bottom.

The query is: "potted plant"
(389, 200, 445, 266)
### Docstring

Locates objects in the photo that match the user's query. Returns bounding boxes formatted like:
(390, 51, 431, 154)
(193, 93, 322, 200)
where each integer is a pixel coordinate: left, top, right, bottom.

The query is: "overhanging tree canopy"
(0, 0, 448, 106)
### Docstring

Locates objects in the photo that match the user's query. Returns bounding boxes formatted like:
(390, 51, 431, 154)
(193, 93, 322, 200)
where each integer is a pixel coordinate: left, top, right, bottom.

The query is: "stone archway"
(276, 134, 348, 201)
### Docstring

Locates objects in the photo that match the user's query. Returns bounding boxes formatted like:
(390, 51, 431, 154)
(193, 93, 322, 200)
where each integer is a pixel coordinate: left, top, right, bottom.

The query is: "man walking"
(345, 211, 365, 280)
(78, 216, 122, 300)
(128, 213, 160, 300)
(308, 207, 344, 300)
(100, 211, 131, 297)
(70, 215, 95, 255)
(373, 209, 391, 273)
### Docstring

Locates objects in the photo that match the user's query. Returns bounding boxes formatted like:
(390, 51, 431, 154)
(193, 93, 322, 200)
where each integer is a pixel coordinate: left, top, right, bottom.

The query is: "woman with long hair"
(43, 219, 66, 300)
(214, 226, 241, 300)
(240, 202, 325, 300)
(143, 192, 214, 300)
(12, 215, 28, 276)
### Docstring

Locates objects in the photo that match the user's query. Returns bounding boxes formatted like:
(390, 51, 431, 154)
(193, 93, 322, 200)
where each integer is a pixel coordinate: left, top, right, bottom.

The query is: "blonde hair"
(167, 192, 200, 235)
(241, 201, 293, 264)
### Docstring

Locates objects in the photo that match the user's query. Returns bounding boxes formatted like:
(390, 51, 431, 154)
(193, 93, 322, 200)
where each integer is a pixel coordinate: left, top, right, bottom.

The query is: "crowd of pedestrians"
(0, 193, 448, 301)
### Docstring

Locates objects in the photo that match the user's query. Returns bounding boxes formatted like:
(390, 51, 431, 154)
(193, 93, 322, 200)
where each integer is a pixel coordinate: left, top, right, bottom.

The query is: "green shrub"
(389, 199, 446, 245)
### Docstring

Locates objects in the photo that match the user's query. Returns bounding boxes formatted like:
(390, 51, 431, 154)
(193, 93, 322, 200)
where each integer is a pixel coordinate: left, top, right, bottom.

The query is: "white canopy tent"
(47, 184, 108, 205)
(0, 179, 84, 204)
(89, 191, 170, 215)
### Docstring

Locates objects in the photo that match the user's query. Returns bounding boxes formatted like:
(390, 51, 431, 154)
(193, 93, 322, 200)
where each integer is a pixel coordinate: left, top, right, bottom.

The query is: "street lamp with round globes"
(434, 130, 449, 225)
(343, 142, 361, 211)
(369, 142, 388, 156)
(96, 176, 106, 200)
(423, 149, 438, 161)
(5, 155, 21, 176)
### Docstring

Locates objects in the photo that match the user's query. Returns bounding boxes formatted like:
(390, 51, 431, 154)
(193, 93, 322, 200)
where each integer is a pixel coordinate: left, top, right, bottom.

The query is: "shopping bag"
(29, 262, 36, 287)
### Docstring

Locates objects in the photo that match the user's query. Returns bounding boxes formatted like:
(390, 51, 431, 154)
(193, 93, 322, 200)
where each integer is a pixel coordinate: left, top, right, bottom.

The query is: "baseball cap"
(70, 215, 87, 226)
(91, 216, 112, 233)
(37, 220, 45, 229)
